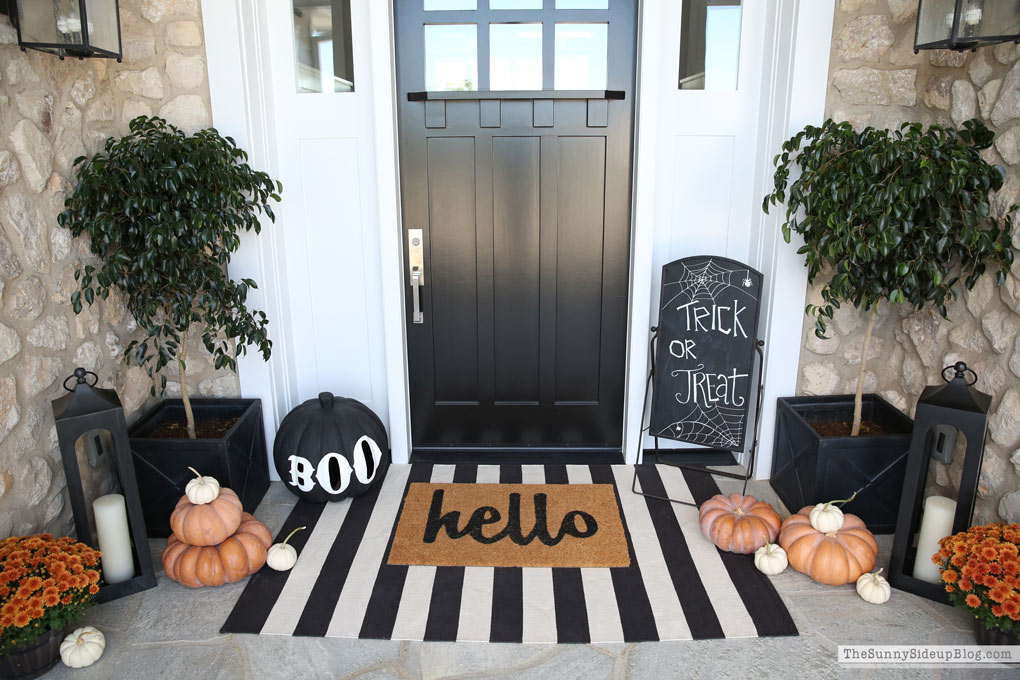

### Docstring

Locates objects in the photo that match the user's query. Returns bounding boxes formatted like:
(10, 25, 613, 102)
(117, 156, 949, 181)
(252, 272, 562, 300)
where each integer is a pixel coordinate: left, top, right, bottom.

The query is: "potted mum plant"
(764, 119, 1014, 532)
(58, 116, 282, 537)
(0, 535, 102, 678)
(937, 522, 1020, 645)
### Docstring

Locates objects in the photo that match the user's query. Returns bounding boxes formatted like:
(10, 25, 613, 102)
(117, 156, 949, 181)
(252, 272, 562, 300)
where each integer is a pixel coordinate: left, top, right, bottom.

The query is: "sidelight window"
(678, 0, 742, 90)
(292, 0, 354, 93)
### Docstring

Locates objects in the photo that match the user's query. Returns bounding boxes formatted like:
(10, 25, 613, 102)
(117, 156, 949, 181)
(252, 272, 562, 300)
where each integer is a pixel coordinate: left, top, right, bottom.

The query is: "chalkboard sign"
(649, 256, 763, 452)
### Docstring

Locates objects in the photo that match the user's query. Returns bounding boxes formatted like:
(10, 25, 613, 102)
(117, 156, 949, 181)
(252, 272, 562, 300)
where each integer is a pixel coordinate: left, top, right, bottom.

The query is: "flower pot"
(129, 398, 270, 538)
(770, 394, 913, 533)
(975, 619, 1020, 645)
(0, 627, 67, 680)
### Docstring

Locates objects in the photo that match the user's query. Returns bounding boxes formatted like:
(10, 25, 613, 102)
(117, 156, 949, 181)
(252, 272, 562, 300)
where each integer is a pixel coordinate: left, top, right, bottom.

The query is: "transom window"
(422, 1, 611, 91)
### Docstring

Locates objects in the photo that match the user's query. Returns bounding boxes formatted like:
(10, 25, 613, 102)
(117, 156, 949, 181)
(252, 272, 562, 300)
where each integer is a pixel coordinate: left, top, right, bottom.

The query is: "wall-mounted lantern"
(915, 0, 1020, 52)
(51, 368, 156, 602)
(887, 362, 990, 604)
(11, 0, 122, 61)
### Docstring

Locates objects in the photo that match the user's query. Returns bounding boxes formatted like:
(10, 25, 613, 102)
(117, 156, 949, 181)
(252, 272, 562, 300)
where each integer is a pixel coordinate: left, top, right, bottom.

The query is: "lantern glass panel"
(916, 0, 958, 46)
(84, 0, 120, 53)
(17, 0, 82, 46)
(74, 429, 123, 542)
(967, 0, 1020, 40)
(910, 426, 969, 580)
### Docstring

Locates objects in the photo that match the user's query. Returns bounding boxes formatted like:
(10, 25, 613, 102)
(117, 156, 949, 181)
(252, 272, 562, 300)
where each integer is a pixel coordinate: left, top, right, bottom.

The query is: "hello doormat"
(387, 482, 630, 568)
(221, 464, 798, 642)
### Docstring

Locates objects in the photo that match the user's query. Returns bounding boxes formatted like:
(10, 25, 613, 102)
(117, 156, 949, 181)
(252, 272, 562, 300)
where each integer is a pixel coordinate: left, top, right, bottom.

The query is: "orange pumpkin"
(161, 513, 272, 588)
(699, 493, 782, 554)
(779, 506, 879, 586)
(170, 486, 243, 546)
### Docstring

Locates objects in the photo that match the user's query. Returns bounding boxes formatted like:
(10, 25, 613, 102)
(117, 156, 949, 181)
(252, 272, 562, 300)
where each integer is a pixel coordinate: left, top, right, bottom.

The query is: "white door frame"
(202, 0, 834, 472)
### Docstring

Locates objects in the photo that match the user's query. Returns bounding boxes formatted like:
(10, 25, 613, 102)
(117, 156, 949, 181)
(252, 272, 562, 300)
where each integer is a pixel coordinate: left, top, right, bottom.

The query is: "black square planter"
(129, 398, 270, 538)
(770, 394, 913, 534)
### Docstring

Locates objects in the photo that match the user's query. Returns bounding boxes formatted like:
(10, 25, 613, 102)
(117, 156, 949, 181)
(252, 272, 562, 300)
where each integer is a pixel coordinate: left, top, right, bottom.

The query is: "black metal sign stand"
(631, 327, 767, 509)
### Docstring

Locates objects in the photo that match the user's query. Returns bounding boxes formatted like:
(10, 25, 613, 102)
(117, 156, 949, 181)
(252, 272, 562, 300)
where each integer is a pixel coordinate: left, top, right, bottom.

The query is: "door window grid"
(422, 3, 611, 91)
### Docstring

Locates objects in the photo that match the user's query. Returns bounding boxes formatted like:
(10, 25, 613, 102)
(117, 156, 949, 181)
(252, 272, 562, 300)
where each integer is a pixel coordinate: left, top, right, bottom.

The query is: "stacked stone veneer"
(795, 0, 1020, 524)
(0, 0, 239, 538)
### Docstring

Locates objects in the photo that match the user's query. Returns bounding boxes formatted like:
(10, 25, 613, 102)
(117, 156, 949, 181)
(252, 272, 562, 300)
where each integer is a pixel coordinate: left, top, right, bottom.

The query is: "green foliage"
(57, 116, 282, 394)
(763, 118, 1014, 339)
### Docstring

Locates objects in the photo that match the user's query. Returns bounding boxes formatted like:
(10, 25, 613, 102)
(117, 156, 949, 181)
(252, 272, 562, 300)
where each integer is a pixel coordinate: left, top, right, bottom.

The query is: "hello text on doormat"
(387, 483, 631, 568)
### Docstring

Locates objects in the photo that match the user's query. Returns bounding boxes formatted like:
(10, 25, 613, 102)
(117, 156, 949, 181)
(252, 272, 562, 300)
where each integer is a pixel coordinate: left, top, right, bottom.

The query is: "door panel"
(396, 0, 636, 452)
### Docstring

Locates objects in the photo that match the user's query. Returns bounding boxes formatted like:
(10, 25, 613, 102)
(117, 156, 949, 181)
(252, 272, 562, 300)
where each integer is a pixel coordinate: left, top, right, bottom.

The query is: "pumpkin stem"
(282, 526, 307, 547)
(188, 467, 203, 480)
(823, 490, 858, 510)
(874, 568, 883, 577)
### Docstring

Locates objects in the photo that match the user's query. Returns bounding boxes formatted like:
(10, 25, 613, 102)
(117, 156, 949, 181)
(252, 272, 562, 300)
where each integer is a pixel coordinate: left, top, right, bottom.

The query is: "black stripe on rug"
(357, 463, 434, 639)
(219, 500, 325, 634)
(489, 464, 524, 642)
(589, 464, 659, 642)
(680, 467, 798, 638)
(422, 463, 477, 641)
(546, 464, 590, 643)
(635, 465, 725, 640)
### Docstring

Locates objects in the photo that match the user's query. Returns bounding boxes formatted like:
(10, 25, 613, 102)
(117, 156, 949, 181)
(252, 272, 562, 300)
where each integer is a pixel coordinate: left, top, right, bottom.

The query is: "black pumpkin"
(273, 392, 389, 502)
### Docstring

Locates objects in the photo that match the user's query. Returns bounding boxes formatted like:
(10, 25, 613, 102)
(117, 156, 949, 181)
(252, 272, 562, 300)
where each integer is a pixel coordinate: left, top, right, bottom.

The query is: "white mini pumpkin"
(856, 568, 891, 604)
(266, 526, 306, 571)
(185, 467, 221, 505)
(754, 539, 788, 575)
(60, 626, 105, 668)
(808, 491, 857, 533)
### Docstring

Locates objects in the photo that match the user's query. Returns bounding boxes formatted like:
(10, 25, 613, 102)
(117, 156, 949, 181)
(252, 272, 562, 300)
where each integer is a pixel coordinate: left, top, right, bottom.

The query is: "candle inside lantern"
(93, 494, 135, 584)
(911, 495, 957, 584)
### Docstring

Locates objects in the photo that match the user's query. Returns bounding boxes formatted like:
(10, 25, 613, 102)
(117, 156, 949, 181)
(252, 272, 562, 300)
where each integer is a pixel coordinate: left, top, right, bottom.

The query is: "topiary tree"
(764, 118, 1014, 436)
(58, 116, 282, 439)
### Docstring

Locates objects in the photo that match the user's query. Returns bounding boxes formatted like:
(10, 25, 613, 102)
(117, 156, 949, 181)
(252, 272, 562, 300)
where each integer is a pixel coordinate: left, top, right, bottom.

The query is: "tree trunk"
(851, 307, 878, 437)
(179, 330, 197, 439)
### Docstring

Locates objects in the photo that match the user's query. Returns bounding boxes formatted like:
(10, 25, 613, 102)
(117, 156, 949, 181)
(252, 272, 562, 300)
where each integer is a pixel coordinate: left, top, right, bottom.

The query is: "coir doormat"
(387, 482, 630, 568)
(221, 464, 798, 643)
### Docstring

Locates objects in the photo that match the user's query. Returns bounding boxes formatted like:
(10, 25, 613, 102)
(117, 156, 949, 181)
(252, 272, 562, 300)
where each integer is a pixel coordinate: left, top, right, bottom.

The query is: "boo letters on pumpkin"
(274, 392, 389, 502)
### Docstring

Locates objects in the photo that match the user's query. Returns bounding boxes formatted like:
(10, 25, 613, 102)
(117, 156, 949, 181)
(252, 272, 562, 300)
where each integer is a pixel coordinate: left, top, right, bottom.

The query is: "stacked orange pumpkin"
(161, 468, 272, 588)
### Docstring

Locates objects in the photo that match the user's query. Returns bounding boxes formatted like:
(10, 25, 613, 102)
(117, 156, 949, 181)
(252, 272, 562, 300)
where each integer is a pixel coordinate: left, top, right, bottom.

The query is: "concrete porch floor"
(43, 472, 1014, 680)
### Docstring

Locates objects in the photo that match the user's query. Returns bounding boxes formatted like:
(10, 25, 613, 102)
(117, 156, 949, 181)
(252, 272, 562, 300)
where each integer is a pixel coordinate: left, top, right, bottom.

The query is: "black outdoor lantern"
(914, 0, 1020, 52)
(51, 368, 156, 602)
(888, 362, 991, 604)
(10, 0, 122, 61)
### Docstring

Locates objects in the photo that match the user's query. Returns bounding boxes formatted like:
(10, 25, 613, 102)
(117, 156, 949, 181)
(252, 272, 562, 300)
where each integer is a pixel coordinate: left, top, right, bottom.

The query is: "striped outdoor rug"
(221, 464, 797, 643)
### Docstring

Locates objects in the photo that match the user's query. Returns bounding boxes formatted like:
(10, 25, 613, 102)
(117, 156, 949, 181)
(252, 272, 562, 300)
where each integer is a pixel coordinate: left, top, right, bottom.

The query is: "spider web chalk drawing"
(649, 256, 764, 452)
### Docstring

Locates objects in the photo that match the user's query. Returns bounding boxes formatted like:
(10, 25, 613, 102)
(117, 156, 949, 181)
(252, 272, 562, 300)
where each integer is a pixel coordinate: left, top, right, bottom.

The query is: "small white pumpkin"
(185, 467, 220, 505)
(856, 568, 891, 604)
(266, 526, 306, 571)
(808, 491, 857, 533)
(60, 626, 105, 668)
(754, 537, 788, 575)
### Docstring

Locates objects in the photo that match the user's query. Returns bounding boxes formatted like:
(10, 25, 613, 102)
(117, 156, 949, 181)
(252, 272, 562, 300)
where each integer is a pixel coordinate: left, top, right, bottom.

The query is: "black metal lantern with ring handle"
(914, 0, 1020, 52)
(9, 0, 122, 61)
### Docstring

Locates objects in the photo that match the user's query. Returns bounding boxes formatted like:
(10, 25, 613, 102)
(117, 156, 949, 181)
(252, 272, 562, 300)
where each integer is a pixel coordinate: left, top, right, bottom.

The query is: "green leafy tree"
(58, 117, 282, 439)
(764, 119, 1014, 436)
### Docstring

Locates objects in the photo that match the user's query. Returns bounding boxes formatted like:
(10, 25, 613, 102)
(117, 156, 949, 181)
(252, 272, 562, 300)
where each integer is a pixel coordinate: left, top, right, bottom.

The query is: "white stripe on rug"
(567, 465, 625, 644)
(456, 464, 500, 642)
(612, 465, 693, 641)
(389, 464, 457, 640)
(657, 465, 758, 638)
(260, 499, 353, 635)
(324, 464, 411, 638)
(520, 465, 557, 643)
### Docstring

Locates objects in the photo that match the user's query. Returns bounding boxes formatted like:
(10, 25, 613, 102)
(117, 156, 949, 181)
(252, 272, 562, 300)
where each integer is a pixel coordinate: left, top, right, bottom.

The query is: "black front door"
(395, 0, 637, 454)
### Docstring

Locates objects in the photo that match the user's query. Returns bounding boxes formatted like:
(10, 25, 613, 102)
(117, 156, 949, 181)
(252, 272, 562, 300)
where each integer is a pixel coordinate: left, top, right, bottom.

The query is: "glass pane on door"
(425, 24, 479, 91)
(293, 0, 355, 93)
(555, 23, 608, 89)
(490, 23, 543, 90)
(679, 0, 742, 90)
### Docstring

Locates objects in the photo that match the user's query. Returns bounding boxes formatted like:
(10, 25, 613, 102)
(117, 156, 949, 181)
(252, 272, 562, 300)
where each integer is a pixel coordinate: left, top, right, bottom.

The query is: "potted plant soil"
(58, 116, 282, 537)
(763, 119, 1014, 532)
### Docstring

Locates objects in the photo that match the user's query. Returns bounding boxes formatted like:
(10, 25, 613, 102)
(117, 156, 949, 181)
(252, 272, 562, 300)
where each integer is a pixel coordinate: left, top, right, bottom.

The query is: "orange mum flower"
(990, 586, 1010, 603)
(22, 576, 41, 592)
(951, 554, 966, 568)
(992, 605, 1005, 617)
(984, 574, 999, 588)
(945, 584, 956, 593)
(966, 594, 981, 608)
(982, 546, 999, 561)
(942, 569, 959, 583)
(12, 612, 29, 627)
(60, 595, 71, 606)
(1003, 599, 1020, 617)
(88, 584, 98, 595)
(0, 615, 12, 628)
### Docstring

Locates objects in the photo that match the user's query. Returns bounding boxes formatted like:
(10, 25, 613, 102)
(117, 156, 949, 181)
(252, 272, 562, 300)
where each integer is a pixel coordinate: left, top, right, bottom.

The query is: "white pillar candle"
(912, 495, 957, 584)
(93, 494, 135, 584)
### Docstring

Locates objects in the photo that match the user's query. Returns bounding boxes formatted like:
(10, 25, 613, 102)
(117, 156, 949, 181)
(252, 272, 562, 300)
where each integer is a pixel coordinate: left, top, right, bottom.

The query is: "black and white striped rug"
(221, 464, 797, 642)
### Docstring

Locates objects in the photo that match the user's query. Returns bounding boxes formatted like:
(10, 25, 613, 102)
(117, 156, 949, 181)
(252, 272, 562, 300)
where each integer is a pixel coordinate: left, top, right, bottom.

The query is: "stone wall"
(0, 0, 239, 539)
(795, 0, 1020, 524)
